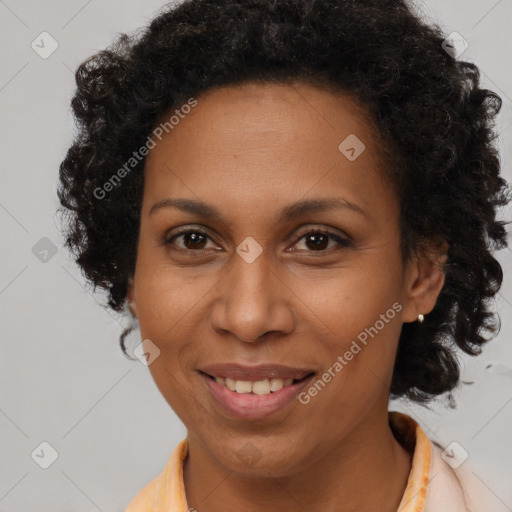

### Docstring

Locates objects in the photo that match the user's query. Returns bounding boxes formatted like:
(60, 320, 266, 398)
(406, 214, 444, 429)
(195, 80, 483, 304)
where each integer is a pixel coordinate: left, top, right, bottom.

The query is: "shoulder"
(426, 441, 488, 512)
(124, 468, 167, 512)
(389, 411, 488, 512)
(125, 438, 189, 512)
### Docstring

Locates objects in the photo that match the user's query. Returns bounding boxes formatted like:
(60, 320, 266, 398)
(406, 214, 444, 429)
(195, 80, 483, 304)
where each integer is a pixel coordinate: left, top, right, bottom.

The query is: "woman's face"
(128, 82, 426, 476)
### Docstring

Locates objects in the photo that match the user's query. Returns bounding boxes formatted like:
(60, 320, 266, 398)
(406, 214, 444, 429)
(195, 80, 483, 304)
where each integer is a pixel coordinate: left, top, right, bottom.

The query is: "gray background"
(0, 0, 511, 510)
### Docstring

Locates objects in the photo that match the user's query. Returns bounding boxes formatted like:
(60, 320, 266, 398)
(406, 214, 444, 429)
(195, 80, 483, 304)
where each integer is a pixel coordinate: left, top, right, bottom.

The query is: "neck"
(183, 408, 412, 512)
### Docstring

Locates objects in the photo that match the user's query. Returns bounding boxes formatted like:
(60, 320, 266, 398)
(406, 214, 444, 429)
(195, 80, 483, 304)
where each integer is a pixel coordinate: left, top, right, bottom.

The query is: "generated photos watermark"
(297, 301, 403, 404)
(93, 97, 198, 200)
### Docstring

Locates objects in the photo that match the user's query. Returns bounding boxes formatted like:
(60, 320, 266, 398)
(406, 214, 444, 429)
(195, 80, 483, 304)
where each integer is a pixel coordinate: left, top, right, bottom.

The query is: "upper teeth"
(215, 376, 295, 395)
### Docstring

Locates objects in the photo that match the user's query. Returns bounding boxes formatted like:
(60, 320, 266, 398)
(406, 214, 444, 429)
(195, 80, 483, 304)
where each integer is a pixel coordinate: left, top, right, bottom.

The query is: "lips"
(199, 363, 316, 382)
(200, 370, 316, 420)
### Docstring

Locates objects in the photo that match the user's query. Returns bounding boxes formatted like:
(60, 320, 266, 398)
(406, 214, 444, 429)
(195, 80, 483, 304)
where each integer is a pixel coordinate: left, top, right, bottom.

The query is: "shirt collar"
(390, 411, 433, 512)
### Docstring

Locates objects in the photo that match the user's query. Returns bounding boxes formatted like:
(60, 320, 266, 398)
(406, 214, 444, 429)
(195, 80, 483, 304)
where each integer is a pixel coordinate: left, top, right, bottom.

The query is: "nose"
(209, 251, 295, 344)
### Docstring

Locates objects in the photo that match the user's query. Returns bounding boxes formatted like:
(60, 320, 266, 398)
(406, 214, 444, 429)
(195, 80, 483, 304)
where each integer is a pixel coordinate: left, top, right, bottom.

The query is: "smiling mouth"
(200, 371, 315, 395)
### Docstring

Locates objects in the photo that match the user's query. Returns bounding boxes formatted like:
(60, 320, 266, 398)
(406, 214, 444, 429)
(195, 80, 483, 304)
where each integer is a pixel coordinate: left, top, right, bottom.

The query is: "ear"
(401, 240, 448, 323)
(127, 276, 138, 318)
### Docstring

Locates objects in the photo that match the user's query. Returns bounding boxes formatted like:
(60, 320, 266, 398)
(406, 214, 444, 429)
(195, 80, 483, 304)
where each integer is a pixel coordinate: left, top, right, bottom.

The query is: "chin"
(212, 437, 305, 478)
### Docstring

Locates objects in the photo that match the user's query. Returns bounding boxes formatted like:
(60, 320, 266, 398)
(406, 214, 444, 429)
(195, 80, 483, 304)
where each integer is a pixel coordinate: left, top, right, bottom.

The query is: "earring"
(417, 314, 424, 323)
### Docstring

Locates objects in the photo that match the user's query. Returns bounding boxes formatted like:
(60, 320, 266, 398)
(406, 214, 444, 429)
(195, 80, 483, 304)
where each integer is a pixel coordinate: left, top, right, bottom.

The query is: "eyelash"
(162, 227, 352, 255)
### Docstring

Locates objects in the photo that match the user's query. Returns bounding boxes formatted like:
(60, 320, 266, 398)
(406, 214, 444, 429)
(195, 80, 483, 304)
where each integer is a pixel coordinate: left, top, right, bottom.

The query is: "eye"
(292, 228, 352, 253)
(163, 228, 218, 253)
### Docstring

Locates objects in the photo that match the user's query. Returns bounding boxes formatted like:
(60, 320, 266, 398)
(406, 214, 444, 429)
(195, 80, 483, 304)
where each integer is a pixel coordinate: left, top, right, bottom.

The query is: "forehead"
(142, 82, 392, 221)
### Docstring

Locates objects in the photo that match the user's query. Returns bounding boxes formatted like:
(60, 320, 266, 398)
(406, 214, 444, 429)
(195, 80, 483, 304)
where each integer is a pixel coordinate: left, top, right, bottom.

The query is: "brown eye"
(293, 229, 351, 253)
(163, 229, 216, 252)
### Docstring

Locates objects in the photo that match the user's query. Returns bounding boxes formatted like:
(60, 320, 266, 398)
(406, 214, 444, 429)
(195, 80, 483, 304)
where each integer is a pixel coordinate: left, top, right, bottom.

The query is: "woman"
(57, 0, 510, 510)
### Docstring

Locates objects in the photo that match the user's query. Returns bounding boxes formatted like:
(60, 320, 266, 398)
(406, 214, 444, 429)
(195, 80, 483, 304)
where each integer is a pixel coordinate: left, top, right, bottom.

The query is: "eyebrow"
(149, 196, 369, 222)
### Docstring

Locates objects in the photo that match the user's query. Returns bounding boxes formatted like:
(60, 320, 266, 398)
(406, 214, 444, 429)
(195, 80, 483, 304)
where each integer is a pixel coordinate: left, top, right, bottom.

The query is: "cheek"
(303, 314, 402, 434)
(296, 259, 402, 338)
(336, 283, 403, 388)
(297, 261, 403, 405)
(145, 357, 205, 430)
(133, 254, 208, 339)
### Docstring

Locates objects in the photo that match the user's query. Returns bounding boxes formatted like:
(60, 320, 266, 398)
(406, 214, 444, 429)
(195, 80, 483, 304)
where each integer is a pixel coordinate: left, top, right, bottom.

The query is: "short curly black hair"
(57, 0, 510, 403)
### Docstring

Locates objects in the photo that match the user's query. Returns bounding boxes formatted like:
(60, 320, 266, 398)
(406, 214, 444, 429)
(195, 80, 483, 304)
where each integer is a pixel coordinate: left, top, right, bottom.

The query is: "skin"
(127, 82, 447, 512)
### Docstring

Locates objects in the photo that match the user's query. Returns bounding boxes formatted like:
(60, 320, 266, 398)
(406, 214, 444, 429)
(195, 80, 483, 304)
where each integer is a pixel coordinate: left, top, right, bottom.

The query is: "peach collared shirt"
(125, 411, 477, 512)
